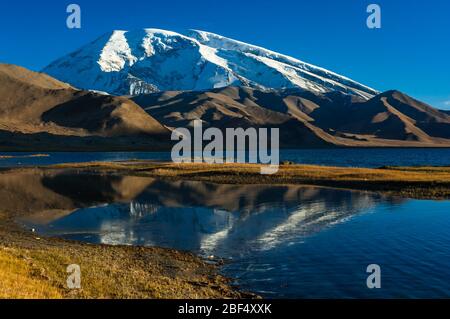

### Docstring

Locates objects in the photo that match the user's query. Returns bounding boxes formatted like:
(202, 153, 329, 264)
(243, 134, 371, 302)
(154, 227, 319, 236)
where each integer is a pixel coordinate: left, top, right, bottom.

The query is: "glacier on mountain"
(43, 28, 378, 98)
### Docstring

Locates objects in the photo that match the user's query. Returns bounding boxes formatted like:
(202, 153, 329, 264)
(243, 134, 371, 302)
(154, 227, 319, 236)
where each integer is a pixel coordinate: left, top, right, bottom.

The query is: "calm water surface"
(18, 173, 450, 299)
(1, 148, 450, 168)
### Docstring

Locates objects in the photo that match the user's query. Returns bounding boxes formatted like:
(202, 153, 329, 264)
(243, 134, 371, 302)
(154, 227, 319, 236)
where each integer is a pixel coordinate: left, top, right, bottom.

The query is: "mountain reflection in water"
(22, 173, 388, 257)
(8, 170, 450, 298)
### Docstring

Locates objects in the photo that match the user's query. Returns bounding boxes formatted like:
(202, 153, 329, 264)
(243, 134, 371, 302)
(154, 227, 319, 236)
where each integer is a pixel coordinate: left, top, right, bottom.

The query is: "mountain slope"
(43, 28, 378, 99)
(0, 64, 170, 150)
(2, 64, 450, 150)
(133, 86, 450, 147)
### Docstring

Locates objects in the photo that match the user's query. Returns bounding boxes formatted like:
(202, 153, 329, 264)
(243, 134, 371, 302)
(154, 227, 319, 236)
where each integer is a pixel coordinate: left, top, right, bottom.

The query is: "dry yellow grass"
(0, 231, 247, 299)
(0, 248, 62, 299)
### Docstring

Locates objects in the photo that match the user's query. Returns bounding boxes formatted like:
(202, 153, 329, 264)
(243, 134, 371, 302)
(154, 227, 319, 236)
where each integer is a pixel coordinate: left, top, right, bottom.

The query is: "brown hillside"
(133, 86, 450, 147)
(0, 64, 171, 150)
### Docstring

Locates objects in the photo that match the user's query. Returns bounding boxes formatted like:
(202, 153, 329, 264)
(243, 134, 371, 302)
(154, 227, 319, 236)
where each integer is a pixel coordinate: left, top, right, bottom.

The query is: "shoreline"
(0, 211, 253, 299)
(0, 163, 265, 299)
(41, 161, 450, 200)
(1, 161, 449, 299)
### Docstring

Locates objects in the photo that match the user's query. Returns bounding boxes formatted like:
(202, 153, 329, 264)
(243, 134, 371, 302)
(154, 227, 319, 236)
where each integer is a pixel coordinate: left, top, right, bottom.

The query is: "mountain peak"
(43, 28, 379, 98)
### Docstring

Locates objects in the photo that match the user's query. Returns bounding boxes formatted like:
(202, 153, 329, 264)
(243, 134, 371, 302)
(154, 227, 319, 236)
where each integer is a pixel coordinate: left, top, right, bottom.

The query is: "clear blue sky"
(1, 0, 449, 109)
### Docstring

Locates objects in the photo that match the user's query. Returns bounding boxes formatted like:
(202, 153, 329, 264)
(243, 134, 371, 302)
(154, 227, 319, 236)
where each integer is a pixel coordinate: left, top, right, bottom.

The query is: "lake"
(15, 171, 450, 299)
(1, 148, 450, 168)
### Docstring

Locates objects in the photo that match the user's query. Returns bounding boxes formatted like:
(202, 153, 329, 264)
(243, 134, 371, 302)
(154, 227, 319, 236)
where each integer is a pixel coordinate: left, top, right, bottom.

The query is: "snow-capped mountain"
(43, 28, 378, 98)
